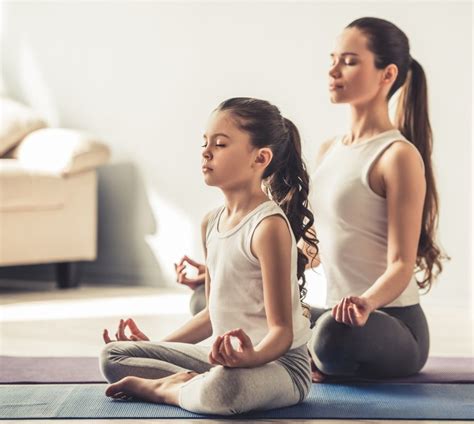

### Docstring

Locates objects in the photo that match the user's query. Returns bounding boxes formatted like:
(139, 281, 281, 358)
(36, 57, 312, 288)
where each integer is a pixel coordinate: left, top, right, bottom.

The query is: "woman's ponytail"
(395, 58, 448, 291)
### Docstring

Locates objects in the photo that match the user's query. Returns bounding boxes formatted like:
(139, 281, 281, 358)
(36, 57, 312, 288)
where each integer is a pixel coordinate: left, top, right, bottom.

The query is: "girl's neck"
(347, 96, 396, 145)
(222, 187, 269, 216)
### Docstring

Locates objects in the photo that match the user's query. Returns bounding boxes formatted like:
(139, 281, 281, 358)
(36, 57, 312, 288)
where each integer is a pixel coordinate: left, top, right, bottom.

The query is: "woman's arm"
(359, 141, 426, 310)
(161, 211, 214, 343)
(333, 141, 425, 326)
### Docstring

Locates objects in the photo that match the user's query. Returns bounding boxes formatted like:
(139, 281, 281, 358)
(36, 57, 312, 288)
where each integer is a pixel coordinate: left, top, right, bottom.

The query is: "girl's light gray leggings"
(99, 340, 311, 416)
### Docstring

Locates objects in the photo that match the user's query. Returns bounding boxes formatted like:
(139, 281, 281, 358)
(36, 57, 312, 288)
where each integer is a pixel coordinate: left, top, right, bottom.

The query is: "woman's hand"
(331, 296, 375, 327)
(103, 318, 150, 344)
(208, 328, 257, 368)
(174, 255, 206, 290)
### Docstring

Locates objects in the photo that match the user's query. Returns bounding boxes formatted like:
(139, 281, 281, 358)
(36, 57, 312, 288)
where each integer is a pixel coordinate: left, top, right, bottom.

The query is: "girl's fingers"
(223, 336, 237, 364)
(118, 319, 128, 340)
(228, 329, 251, 350)
(103, 329, 112, 344)
(184, 255, 202, 269)
(211, 336, 223, 363)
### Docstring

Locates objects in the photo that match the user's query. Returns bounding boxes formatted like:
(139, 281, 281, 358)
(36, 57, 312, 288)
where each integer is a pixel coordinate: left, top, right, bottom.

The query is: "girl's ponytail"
(265, 117, 318, 302)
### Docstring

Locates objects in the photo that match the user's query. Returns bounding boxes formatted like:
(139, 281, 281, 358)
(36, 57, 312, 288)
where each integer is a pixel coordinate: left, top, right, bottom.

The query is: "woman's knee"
(308, 312, 355, 373)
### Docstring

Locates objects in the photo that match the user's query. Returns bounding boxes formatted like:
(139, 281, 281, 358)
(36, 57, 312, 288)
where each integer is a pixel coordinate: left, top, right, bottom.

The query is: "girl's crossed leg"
(100, 341, 310, 416)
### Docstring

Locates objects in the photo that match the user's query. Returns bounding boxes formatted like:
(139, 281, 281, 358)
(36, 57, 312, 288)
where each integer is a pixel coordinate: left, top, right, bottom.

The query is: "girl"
(306, 17, 446, 380)
(100, 97, 318, 415)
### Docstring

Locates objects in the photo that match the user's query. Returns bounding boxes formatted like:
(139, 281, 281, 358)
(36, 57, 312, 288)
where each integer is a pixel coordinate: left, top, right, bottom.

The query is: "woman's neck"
(347, 97, 396, 145)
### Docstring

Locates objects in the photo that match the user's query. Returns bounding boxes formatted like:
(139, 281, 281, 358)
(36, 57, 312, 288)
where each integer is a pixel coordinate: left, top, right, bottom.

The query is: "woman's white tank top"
(205, 200, 312, 349)
(310, 129, 421, 308)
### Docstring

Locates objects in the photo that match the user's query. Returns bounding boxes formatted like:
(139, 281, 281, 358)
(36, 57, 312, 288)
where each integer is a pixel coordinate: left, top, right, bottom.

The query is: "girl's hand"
(208, 329, 256, 368)
(174, 255, 206, 290)
(103, 318, 150, 344)
(332, 296, 374, 327)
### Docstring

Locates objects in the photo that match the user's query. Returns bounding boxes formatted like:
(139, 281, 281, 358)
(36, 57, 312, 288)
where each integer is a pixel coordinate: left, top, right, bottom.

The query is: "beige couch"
(0, 97, 110, 288)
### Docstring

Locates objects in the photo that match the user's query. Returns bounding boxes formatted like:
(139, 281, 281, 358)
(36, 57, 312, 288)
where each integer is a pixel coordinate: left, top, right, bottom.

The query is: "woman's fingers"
(347, 305, 356, 326)
(341, 297, 350, 324)
(335, 300, 343, 322)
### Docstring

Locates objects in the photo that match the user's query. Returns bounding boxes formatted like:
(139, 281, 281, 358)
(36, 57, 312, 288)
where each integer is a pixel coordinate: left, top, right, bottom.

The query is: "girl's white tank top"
(205, 200, 312, 349)
(310, 129, 422, 308)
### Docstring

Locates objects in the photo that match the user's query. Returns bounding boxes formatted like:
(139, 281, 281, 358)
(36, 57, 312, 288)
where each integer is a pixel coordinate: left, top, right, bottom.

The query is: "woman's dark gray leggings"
(307, 303, 430, 378)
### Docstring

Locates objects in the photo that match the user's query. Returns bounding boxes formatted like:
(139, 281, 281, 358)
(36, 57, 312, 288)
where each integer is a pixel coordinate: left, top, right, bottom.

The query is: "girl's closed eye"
(201, 144, 226, 148)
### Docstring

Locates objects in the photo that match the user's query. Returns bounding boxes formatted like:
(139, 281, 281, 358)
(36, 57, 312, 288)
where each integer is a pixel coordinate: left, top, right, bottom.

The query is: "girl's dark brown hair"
(216, 97, 319, 302)
(347, 17, 448, 291)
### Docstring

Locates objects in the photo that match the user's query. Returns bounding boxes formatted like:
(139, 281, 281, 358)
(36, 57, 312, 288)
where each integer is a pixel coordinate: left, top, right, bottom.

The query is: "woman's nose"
(329, 62, 341, 79)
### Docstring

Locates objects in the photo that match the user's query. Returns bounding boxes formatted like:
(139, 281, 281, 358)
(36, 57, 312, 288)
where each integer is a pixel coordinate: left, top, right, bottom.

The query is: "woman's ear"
(254, 148, 273, 169)
(383, 63, 398, 85)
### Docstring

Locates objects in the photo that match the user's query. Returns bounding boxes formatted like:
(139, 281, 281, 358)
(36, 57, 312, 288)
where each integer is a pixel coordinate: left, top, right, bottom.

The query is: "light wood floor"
(0, 280, 472, 424)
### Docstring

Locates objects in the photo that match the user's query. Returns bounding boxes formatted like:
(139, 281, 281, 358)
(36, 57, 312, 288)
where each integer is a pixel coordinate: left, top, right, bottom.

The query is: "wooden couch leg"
(56, 262, 81, 289)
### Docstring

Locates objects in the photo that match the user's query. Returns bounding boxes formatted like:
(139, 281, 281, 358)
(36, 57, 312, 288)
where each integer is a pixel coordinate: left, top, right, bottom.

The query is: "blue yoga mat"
(1, 383, 473, 420)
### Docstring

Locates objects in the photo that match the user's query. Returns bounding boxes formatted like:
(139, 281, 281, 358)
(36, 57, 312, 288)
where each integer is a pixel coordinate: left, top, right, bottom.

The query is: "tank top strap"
(205, 205, 224, 245)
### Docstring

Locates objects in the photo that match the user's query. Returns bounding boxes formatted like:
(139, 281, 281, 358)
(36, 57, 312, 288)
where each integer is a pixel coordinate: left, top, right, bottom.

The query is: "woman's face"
(201, 110, 259, 189)
(328, 27, 388, 105)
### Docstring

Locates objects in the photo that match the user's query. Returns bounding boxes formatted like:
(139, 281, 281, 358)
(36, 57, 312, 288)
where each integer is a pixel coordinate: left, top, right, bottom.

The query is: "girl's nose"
(202, 148, 212, 160)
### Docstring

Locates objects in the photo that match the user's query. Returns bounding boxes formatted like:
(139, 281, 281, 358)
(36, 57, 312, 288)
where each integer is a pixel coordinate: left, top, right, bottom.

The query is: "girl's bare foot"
(105, 371, 198, 405)
(308, 348, 326, 383)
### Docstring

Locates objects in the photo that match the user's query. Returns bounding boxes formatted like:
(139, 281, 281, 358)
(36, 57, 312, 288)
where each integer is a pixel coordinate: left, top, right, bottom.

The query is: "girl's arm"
(335, 141, 426, 326)
(161, 211, 214, 343)
(246, 215, 295, 367)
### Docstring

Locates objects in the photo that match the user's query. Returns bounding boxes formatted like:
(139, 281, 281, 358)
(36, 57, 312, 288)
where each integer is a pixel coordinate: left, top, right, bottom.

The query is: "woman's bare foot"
(105, 371, 199, 405)
(308, 348, 326, 383)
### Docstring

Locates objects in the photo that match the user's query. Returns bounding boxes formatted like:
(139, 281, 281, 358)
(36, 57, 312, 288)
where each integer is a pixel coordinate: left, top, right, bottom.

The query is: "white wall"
(1, 1, 471, 307)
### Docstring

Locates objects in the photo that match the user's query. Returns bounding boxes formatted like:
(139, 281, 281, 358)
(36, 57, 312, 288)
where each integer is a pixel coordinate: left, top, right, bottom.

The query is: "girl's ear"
(254, 148, 273, 169)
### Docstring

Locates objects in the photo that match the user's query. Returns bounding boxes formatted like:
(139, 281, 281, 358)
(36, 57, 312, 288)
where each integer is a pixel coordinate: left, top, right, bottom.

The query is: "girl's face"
(328, 27, 389, 105)
(201, 110, 261, 190)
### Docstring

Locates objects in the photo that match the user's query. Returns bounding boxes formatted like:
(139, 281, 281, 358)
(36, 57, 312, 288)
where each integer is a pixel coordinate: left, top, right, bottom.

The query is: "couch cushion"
(0, 159, 65, 211)
(9, 128, 110, 175)
(0, 98, 47, 156)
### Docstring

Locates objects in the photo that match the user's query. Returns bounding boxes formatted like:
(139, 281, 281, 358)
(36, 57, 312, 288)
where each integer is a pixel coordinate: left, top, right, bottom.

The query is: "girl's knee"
(189, 366, 245, 415)
(99, 341, 130, 383)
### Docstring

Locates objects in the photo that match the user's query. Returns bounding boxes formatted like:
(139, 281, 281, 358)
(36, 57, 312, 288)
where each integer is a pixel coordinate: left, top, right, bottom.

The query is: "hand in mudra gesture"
(174, 255, 206, 290)
(332, 296, 374, 327)
(103, 318, 150, 343)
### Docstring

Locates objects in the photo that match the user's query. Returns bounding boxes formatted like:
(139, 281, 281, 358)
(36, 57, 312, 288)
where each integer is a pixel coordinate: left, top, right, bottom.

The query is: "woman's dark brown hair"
(347, 17, 448, 291)
(216, 97, 319, 302)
